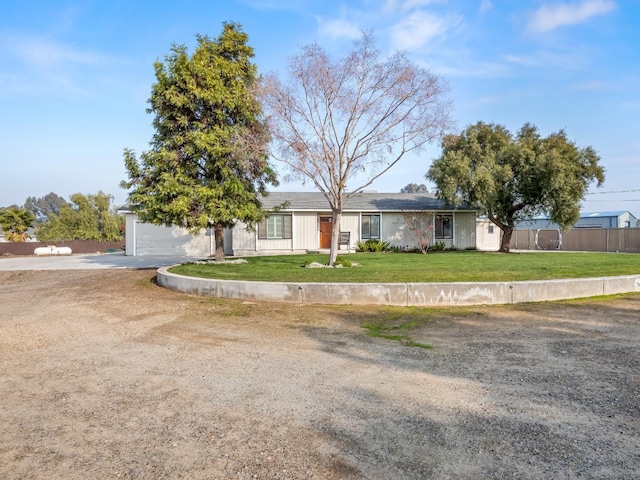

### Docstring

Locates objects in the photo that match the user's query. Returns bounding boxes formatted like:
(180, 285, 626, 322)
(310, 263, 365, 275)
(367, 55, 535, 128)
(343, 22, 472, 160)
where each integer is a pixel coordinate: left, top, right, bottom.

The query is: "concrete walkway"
(0, 253, 204, 271)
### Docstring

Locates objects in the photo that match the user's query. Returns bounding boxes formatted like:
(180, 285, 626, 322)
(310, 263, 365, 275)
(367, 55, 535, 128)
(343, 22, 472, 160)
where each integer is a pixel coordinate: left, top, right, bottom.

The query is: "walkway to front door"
(319, 217, 332, 249)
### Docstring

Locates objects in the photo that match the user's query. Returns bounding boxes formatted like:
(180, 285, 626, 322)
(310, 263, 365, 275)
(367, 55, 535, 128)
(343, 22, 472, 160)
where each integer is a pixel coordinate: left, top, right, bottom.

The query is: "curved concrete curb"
(157, 267, 640, 306)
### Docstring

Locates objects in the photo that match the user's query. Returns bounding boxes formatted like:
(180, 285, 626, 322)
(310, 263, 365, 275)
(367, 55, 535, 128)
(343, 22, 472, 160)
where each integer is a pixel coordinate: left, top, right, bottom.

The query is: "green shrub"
(334, 255, 353, 267)
(430, 241, 446, 252)
(357, 238, 391, 252)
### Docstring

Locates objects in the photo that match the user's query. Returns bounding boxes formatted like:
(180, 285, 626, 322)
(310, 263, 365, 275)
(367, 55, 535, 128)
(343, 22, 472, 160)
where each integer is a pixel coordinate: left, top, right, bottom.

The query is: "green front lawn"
(169, 251, 640, 283)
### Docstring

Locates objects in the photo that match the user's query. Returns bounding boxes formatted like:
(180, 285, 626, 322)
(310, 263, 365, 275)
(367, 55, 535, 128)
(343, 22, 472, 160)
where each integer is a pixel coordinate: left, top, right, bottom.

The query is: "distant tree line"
(0, 191, 123, 242)
(400, 183, 429, 193)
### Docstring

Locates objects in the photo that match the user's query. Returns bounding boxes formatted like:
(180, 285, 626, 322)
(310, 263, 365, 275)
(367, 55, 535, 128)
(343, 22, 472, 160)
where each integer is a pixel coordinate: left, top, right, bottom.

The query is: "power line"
(586, 189, 640, 195)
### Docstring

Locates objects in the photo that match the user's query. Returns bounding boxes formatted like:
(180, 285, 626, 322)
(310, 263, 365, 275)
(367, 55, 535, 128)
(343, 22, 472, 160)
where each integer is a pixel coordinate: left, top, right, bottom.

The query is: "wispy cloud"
(569, 80, 607, 90)
(7, 35, 105, 69)
(527, 0, 617, 33)
(0, 34, 111, 96)
(316, 17, 362, 39)
(384, 0, 447, 12)
(479, 0, 492, 14)
(390, 11, 461, 50)
(432, 60, 511, 79)
(504, 46, 590, 70)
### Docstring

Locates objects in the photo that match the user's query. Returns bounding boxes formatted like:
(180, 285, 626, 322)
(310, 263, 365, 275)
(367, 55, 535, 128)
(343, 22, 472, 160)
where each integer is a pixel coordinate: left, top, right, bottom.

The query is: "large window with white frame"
(435, 214, 453, 239)
(258, 214, 292, 239)
(361, 214, 381, 239)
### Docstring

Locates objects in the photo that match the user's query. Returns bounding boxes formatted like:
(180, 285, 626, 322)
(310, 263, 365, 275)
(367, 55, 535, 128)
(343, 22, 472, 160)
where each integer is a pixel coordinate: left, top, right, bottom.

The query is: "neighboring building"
(120, 192, 477, 257)
(516, 211, 637, 230)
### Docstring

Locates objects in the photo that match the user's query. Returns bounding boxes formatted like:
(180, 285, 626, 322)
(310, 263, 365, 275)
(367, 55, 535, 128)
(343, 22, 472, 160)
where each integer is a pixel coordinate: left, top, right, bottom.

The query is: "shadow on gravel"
(298, 296, 640, 478)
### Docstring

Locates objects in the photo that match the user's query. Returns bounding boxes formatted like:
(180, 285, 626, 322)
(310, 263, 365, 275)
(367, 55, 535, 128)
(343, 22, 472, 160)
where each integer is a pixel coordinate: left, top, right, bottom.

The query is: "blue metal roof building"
(516, 211, 637, 230)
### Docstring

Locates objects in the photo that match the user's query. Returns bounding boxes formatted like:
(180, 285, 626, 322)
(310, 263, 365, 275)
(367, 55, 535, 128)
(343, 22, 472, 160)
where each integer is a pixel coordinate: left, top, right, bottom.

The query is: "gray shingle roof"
(261, 192, 472, 212)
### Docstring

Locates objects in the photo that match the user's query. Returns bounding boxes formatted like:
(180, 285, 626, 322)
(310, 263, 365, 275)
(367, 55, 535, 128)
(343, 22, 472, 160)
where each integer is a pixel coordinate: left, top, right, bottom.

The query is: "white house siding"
(133, 222, 211, 256)
(257, 238, 293, 251)
(380, 213, 412, 247)
(233, 213, 312, 256)
(231, 221, 256, 254)
(294, 212, 320, 250)
(454, 211, 477, 249)
(124, 214, 136, 255)
(379, 211, 477, 250)
(340, 213, 360, 249)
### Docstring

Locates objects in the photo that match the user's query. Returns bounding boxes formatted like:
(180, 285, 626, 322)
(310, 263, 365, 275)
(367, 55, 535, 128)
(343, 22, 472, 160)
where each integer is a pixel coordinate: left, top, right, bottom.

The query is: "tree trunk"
(328, 209, 342, 266)
(499, 225, 513, 253)
(213, 222, 225, 261)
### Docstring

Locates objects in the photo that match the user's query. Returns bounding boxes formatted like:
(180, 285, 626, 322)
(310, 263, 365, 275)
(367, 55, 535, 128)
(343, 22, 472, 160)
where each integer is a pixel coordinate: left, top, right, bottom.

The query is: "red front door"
(319, 217, 332, 249)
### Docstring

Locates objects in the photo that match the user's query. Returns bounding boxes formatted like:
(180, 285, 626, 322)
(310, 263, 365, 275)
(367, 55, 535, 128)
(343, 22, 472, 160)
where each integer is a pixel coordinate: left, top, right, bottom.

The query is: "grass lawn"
(169, 251, 640, 283)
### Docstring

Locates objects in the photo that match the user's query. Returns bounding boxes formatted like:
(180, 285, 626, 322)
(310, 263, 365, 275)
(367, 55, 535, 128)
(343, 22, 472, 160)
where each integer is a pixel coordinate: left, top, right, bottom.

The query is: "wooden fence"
(511, 228, 640, 253)
(0, 240, 124, 256)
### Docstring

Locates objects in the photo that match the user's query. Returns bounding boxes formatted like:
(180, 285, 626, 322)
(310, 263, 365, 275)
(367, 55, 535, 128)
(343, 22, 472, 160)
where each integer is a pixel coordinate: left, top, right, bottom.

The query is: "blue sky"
(1, 0, 638, 215)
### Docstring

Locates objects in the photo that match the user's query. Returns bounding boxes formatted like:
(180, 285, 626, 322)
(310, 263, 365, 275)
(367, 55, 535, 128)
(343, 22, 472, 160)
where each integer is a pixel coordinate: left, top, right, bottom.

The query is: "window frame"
(258, 214, 292, 240)
(435, 214, 453, 239)
(361, 214, 381, 240)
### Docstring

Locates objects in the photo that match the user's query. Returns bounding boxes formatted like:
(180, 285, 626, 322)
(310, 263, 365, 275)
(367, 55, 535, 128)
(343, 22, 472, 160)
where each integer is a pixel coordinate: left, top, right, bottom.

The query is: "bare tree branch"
(261, 32, 452, 264)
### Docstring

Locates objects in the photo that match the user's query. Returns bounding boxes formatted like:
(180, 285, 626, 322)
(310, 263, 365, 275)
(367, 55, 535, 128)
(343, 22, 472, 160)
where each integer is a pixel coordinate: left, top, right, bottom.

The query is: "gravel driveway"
(1, 268, 639, 479)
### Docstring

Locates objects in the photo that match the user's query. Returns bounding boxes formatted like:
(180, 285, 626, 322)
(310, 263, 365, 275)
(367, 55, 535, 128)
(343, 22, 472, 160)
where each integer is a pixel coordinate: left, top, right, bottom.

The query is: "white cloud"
(504, 48, 589, 70)
(479, 0, 492, 14)
(383, 0, 446, 14)
(2, 34, 107, 69)
(0, 34, 111, 96)
(316, 17, 362, 39)
(569, 80, 607, 90)
(433, 60, 510, 79)
(390, 11, 460, 50)
(527, 0, 617, 33)
(401, 0, 446, 11)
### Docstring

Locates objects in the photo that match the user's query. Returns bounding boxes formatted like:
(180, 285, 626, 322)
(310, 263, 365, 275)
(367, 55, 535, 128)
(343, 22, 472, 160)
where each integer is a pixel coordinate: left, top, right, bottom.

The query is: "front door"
(319, 217, 333, 249)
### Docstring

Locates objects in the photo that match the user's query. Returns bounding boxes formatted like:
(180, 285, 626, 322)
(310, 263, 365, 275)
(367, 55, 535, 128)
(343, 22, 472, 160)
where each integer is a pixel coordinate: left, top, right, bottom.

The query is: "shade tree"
(427, 121, 605, 252)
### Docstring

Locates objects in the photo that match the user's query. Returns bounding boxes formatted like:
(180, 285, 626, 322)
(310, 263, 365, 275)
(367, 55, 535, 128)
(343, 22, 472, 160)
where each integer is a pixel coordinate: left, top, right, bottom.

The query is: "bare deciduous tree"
(401, 211, 434, 253)
(261, 32, 452, 265)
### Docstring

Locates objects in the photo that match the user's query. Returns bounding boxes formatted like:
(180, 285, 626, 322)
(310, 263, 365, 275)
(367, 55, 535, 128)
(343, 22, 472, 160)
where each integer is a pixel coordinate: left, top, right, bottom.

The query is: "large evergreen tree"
(121, 23, 277, 260)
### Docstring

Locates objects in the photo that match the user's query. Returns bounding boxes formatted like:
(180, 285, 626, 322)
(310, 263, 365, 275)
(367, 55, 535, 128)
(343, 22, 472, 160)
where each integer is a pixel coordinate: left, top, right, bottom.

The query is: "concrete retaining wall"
(156, 268, 640, 306)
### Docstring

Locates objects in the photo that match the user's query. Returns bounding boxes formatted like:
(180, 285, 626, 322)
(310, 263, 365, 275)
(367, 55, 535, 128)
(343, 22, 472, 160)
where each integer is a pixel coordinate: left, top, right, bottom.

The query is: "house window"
(258, 214, 292, 239)
(488, 225, 494, 234)
(361, 214, 380, 239)
(435, 214, 453, 239)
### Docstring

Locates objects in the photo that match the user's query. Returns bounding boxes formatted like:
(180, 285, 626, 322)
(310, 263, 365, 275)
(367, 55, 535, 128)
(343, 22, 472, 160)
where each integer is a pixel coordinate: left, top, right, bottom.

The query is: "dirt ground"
(1, 269, 639, 479)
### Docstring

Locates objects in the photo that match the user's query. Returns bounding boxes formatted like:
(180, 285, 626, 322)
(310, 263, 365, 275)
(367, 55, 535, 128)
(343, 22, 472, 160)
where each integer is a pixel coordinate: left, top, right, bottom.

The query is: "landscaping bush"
(334, 255, 353, 268)
(357, 239, 391, 252)
(430, 241, 446, 252)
